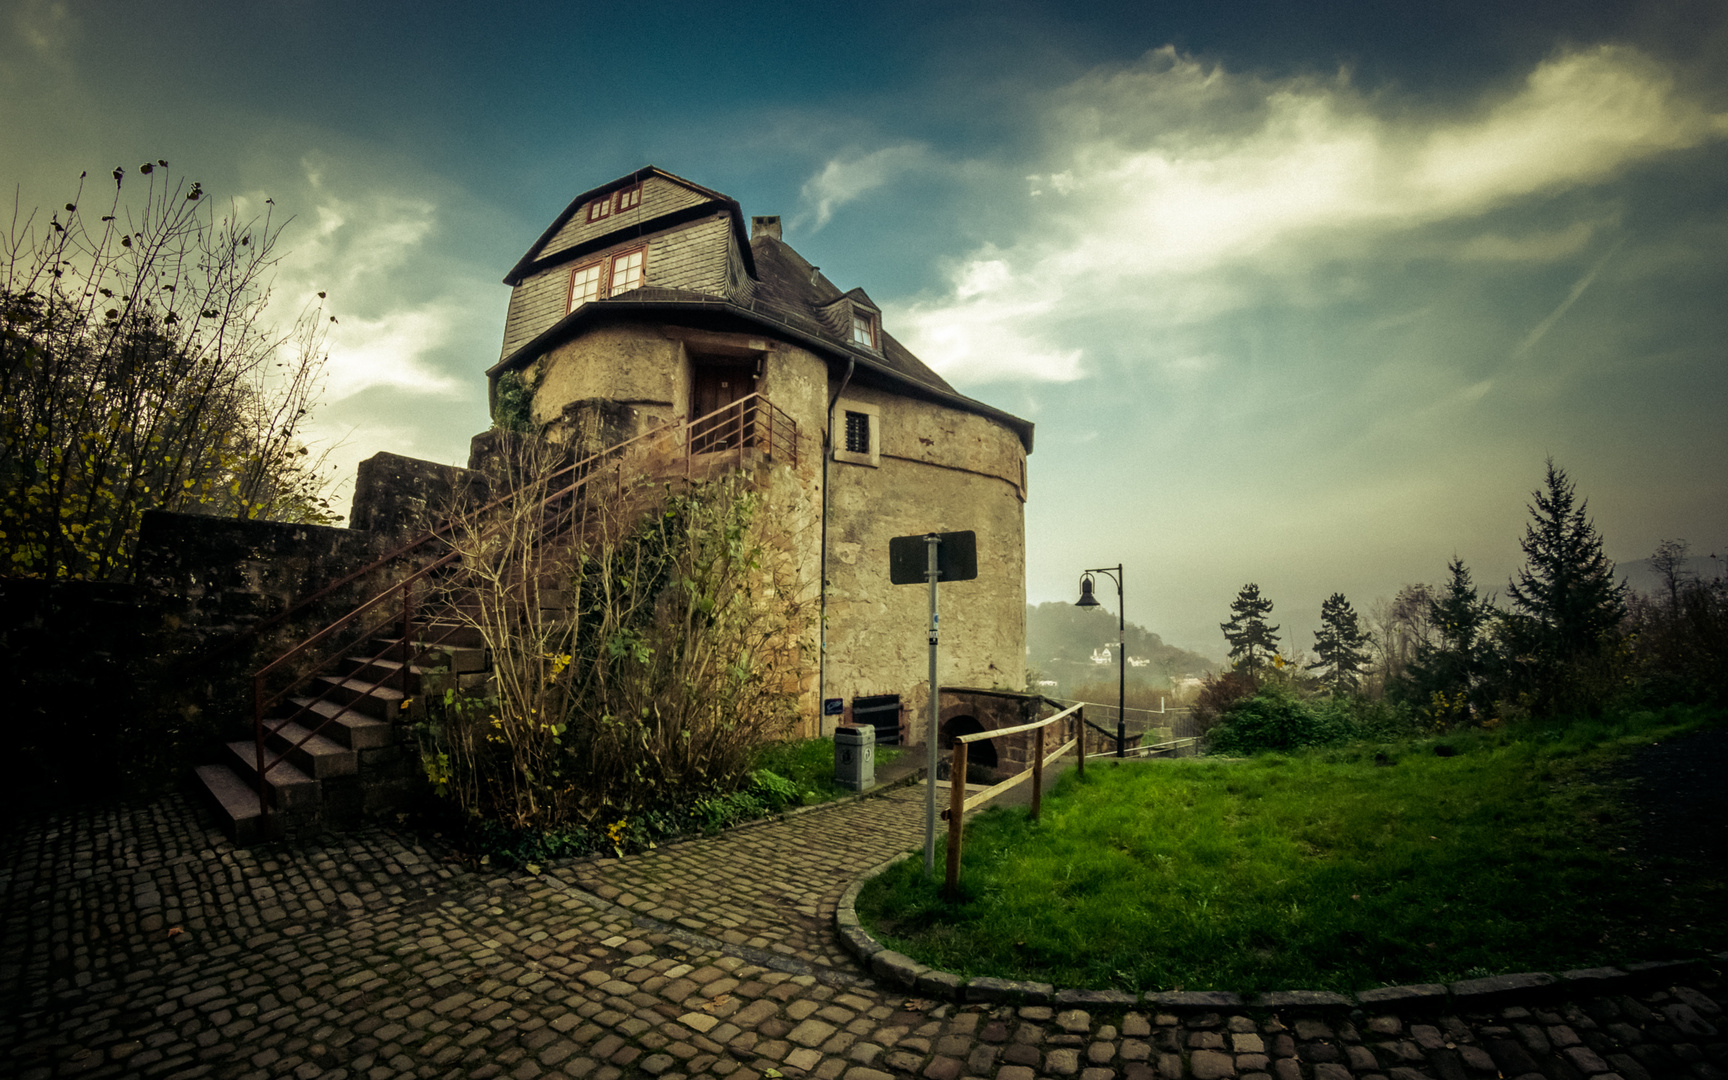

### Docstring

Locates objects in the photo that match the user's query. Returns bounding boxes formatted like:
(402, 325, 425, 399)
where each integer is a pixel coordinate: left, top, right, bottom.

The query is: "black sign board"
(823, 697, 844, 716)
(888, 530, 978, 585)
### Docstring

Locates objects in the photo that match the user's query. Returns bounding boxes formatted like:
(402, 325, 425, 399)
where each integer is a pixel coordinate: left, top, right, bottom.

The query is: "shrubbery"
(1206, 682, 1416, 755)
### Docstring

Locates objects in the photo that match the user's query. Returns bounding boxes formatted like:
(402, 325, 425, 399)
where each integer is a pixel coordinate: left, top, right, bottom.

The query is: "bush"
(1192, 670, 1257, 732)
(1206, 684, 1415, 755)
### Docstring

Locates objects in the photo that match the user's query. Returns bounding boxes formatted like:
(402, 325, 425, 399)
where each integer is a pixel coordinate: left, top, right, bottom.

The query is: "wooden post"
(1076, 707, 1085, 779)
(944, 740, 968, 897)
(1031, 722, 1045, 821)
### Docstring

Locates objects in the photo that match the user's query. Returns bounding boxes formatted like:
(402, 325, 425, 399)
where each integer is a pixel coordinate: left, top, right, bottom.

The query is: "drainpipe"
(818, 357, 855, 735)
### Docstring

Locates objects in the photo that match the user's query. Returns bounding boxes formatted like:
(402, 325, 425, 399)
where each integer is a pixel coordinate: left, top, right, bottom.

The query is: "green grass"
(753, 737, 904, 804)
(857, 707, 1726, 993)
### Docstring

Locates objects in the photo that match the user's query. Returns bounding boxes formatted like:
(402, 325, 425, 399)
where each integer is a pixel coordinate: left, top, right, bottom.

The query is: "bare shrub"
(421, 449, 813, 830)
(1191, 670, 1257, 733)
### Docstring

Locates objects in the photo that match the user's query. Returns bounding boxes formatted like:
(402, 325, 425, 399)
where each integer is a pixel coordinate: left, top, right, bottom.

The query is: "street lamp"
(1076, 565, 1126, 758)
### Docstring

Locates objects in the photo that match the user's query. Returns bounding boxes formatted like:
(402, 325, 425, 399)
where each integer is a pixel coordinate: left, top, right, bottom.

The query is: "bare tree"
(1368, 582, 1438, 687)
(1651, 538, 1691, 616)
(2, 162, 336, 581)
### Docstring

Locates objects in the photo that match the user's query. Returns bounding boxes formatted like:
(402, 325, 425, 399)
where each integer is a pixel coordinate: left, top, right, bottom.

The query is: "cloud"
(798, 143, 930, 229)
(892, 45, 1728, 383)
(319, 306, 463, 398)
(1509, 241, 1624, 360)
(256, 158, 489, 404)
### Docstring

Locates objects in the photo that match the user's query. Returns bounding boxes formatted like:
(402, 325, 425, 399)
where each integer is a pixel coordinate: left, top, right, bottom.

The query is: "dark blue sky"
(5, 0, 1725, 654)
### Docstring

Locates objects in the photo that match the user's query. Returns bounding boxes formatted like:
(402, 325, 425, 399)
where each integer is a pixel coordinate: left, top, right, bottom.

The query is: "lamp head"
(1075, 573, 1101, 608)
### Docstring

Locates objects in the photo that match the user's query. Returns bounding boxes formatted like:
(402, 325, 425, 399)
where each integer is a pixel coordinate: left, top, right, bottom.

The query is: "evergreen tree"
(1309, 592, 1370, 693)
(1221, 583, 1280, 673)
(1402, 558, 1493, 722)
(1505, 460, 1626, 707)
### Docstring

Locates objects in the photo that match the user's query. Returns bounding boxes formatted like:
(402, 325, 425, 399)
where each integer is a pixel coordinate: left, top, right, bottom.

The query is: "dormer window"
(851, 309, 878, 349)
(586, 182, 643, 223)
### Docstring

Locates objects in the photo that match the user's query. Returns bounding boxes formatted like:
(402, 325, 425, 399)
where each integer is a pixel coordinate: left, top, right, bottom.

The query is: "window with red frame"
(586, 182, 643, 223)
(568, 246, 648, 312)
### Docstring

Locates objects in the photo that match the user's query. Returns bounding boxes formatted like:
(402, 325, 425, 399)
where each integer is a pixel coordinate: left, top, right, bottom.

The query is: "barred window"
(844, 410, 870, 454)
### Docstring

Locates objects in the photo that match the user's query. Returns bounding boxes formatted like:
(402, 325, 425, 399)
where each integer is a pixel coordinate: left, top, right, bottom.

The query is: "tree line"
(1202, 461, 1726, 740)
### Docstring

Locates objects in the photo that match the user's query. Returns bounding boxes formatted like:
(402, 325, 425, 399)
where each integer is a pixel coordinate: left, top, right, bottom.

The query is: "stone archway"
(939, 714, 999, 770)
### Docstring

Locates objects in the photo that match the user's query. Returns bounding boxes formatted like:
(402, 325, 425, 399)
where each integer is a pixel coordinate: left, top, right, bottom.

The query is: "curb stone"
(834, 854, 1727, 1015)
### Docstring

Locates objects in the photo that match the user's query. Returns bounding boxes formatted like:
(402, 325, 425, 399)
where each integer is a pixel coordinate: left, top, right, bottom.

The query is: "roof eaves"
(487, 298, 1034, 452)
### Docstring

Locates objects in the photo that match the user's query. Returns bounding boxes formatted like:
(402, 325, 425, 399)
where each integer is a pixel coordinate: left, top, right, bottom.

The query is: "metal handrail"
(245, 391, 798, 824)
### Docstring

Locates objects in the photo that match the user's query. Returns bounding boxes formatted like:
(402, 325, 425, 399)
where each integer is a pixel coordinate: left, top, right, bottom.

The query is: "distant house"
(485, 166, 1035, 737)
(1091, 646, 1112, 665)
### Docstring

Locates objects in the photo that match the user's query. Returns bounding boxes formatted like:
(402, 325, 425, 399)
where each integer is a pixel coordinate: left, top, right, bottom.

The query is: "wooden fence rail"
(943, 703, 1084, 896)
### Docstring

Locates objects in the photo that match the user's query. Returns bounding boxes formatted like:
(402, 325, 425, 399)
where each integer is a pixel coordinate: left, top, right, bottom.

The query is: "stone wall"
(350, 452, 488, 534)
(823, 376, 1029, 743)
(519, 318, 1032, 739)
(1, 578, 149, 816)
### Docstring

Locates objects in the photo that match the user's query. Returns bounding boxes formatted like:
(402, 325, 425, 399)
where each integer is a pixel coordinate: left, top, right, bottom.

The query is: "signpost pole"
(924, 533, 940, 878)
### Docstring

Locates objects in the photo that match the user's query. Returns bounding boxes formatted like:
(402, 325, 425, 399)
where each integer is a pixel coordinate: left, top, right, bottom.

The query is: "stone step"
(375, 636, 487, 673)
(223, 741, 320, 811)
(193, 764, 277, 846)
(262, 719, 359, 779)
(412, 620, 486, 649)
(346, 654, 431, 690)
(313, 675, 405, 721)
(283, 697, 393, 750)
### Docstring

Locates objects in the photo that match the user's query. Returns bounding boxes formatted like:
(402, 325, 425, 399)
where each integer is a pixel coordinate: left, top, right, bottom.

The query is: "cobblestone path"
(2, 788, 1725, 1080)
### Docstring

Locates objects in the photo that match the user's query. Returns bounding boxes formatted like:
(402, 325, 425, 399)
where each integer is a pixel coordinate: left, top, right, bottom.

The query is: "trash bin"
(834, 724, 876, 791)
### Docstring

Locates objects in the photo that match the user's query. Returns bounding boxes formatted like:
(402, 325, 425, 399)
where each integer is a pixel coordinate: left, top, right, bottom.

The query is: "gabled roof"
(493, 168, 1034, 451)
(502, 165, 755, 286)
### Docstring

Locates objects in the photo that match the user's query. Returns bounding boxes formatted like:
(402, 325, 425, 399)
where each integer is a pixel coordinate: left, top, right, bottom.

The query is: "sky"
(4, 0, 1726, 659)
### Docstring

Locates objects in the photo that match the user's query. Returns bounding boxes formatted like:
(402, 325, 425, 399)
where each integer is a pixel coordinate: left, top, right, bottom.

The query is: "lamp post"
(1075, 565, 1126, 758)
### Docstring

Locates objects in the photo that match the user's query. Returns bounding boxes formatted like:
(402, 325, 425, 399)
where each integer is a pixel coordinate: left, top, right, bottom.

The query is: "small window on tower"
(615, 183, 642, 212)
(844, 410, 870, 454)
(831, 398, 880, 467)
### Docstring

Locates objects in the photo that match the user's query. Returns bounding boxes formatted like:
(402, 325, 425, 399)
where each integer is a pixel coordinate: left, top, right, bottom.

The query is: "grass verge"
(857, 706, 1726, 993)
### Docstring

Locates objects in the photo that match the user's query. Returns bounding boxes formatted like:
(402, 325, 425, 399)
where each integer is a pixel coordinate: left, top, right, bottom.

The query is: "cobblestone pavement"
(2, 787, 1725, 1080)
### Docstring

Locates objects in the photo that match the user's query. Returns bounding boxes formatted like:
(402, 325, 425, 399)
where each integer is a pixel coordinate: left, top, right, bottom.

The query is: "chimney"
(751, 215, 782, 241)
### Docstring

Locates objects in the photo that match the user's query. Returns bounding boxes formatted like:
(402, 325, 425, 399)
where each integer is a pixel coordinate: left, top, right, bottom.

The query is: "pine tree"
(1403, 558, 1493, 721)
(1507, 460, 1626, 662)
(1221, 583, 1280, 673)
(1309, 592, 1370, 693)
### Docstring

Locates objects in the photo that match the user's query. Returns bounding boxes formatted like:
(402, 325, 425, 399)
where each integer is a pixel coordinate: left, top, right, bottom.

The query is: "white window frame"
(851, 307, 879, 350)
(567, 245, 649, 312)
(831, 397, 880, 467)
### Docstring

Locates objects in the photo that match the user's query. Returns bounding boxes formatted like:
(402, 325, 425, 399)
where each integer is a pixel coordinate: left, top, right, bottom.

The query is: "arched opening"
(939, 715, 998, 770)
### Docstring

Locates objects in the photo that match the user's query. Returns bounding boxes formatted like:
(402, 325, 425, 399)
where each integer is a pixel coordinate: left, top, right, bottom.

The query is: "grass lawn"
(754, 737, 905, 805)
(857, 707, 1726, 993)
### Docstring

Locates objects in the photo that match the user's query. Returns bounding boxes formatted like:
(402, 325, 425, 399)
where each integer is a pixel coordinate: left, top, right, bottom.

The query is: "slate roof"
(744, 230, 958, 397)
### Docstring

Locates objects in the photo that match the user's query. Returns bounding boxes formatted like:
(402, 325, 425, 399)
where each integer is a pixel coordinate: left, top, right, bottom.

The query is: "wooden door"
(690, 362, 756, 452)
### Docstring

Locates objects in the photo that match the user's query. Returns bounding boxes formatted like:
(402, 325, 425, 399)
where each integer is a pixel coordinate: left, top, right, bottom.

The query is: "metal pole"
(1117, 565, 1126, 759)
(924, 533, 940, 878)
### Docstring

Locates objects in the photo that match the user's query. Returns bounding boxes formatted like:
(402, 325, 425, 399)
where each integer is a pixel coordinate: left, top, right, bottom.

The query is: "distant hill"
(1026, 601, 1219, 696)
